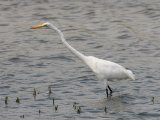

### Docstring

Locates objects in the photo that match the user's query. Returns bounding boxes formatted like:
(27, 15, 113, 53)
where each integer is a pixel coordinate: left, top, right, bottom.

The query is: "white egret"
(31, 22, 135, 97)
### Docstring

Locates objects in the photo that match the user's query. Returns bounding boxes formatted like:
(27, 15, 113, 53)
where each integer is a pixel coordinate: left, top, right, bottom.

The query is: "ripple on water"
(1, 0, 160, 119)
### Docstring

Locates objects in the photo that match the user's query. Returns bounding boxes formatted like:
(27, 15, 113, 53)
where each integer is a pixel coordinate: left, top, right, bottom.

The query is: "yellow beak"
(31, 23, 46, 29)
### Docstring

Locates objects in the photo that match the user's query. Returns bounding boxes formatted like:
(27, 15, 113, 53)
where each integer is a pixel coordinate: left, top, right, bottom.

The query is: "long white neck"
(50, 24, 87, 62)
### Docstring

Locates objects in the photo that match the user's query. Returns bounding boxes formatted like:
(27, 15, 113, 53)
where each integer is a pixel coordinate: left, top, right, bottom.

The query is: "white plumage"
(31, 22, 135, 97)
(85, 56, 135, 81)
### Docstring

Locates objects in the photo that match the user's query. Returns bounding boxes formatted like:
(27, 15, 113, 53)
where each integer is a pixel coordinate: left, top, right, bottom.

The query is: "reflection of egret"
(71, 94, 130, 113)
(31, 22, 135, 97)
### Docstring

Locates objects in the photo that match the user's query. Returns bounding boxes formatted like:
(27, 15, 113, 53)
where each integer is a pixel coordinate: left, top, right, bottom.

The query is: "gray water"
(0, 0, 160, 119)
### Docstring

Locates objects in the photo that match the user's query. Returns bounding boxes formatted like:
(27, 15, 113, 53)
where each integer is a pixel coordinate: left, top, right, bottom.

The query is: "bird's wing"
(85, 56, 135, 80)
(96, 59, 134, 80)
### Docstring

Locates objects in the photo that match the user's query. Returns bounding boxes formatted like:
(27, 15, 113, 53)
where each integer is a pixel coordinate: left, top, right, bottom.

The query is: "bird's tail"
(127, 70, 135, 80)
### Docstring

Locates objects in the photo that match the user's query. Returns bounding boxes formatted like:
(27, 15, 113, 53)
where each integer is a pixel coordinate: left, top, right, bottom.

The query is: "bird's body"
(84, 56, 134, 81)
(31, 22, 135, 97)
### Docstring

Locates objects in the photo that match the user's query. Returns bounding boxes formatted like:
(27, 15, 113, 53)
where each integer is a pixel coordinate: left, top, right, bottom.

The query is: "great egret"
(31, 22, 135, 97)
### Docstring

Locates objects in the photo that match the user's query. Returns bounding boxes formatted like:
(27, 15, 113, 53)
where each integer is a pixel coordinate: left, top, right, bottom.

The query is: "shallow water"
(0, 0, 160, 119)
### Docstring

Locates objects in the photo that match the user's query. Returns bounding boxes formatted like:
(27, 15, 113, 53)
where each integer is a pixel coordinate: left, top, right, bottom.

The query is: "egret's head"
(31, 22, 51, 29)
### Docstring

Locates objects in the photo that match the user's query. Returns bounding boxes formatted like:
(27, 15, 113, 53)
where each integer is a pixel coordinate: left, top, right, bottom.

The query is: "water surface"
(0, 0, 160, 119)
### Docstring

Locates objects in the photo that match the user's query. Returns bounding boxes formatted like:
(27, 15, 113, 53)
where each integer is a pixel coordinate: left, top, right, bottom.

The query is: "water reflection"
(81, 94, 133, 113)
(1, 0, 160, 119)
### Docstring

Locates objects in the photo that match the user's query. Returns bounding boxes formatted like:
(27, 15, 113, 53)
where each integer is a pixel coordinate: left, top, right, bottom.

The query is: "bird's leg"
(106, 88, 109, 97)
(104, 80, 111, 98)
(108, 85, 112, 96)
(104, 80, 109, 97)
